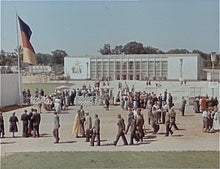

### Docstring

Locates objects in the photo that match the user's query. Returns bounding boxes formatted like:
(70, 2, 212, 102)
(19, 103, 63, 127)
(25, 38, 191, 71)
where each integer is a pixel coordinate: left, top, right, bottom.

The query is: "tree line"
(99, 41, 219, 67)
(0, 41, 219, 69)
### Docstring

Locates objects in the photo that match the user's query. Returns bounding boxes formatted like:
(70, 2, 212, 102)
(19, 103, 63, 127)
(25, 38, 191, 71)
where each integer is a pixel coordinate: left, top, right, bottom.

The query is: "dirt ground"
(0, 103, 219, 157)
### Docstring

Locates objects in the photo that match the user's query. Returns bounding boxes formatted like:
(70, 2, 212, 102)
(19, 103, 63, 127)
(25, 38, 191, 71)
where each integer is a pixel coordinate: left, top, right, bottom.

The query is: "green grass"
(22, 83, 73, 96)
(1, 151, 219, 169)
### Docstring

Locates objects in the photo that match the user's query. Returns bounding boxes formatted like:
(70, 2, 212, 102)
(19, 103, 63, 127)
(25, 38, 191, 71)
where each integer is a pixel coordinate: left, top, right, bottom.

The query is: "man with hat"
(113, 114, 128, 146)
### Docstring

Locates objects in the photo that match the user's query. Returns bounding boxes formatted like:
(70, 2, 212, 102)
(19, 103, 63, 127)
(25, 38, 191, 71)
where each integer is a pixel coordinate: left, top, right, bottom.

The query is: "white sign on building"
(64, 57, 90, 79)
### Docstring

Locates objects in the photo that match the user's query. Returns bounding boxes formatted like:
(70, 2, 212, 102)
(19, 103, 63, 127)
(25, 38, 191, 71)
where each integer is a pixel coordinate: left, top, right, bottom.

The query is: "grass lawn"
(22, 83, 73, 96)
(1, 151, 219, 169)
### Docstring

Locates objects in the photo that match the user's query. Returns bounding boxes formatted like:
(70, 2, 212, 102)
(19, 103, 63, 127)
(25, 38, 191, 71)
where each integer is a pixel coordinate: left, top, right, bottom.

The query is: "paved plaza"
(0, 80, 219, 157)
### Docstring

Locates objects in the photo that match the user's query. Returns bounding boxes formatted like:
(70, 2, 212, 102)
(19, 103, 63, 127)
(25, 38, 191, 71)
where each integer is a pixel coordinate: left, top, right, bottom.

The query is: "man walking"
(181, 97, 187, 116)
(125, 108, 134, 134)
(165, 110, 173, 136)
(53, 112, 60, 143)
(21, 110, 29, 137)
(85, 112, 92, 142)
(113, 114, 128, 146)
(90, 114, 100, 146)
(129, 115, 139, 145)
(170, 106, 179, 130)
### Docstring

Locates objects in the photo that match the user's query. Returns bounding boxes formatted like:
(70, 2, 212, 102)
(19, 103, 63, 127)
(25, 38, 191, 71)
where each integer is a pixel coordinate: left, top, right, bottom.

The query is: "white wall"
(64, 57, 90, 79)
(167, 55, 198, 80)
(0, 74, 20, 107)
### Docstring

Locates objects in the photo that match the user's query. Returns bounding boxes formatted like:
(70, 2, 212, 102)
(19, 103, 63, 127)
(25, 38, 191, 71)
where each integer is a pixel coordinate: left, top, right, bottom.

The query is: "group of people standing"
(0, 109, 41, 138)
(72, 105, 101, 146)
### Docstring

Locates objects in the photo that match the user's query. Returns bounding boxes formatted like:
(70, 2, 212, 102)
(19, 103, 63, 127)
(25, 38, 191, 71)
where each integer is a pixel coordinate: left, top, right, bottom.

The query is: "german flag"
(18, 16, 36, 65)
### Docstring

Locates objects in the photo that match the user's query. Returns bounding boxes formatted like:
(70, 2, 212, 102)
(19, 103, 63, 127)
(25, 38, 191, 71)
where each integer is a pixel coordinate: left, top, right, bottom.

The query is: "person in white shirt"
(202, 108, 208, 132)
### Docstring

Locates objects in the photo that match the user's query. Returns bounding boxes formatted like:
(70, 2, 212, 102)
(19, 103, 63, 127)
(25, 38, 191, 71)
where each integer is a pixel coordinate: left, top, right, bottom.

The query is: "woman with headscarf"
(72, 110, 84, 138)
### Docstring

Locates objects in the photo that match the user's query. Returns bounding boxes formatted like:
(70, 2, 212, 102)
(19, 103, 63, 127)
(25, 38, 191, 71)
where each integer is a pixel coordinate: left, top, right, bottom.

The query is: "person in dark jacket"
(113, 114, 128, 146)
(21, 110, 29, 137)
(0, 112, 5, 138)
(9, 112, 19, 138)
(53, 112, 60, 143)
(129, 115, 139, 145)
(90, 114, 100, 146)
(32, 109, 41, 137)
(28, 109, 34, 136)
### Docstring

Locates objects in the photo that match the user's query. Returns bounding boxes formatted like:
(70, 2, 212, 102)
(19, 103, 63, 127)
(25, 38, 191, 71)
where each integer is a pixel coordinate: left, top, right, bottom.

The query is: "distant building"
(29, 65, 52, 74)
(64, 54, 205, 80)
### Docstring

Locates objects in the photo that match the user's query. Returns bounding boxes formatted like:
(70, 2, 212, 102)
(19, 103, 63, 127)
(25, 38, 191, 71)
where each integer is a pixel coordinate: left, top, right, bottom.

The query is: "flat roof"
(66, 53, 200, 59)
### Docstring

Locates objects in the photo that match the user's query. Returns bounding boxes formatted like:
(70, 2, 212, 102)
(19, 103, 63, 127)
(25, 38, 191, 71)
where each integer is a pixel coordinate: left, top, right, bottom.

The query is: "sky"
(0, 0, 219, 56)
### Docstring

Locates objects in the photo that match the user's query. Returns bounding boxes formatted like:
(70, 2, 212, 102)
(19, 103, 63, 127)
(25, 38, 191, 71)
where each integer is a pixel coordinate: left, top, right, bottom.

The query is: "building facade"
(64, 54, 205, 80)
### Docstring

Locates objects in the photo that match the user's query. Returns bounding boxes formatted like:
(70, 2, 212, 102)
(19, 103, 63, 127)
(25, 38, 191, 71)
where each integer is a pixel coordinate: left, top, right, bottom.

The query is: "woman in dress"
(9, 112, 19, 137)
(72, 110, 84, 138)
(212, 107, 219, 132)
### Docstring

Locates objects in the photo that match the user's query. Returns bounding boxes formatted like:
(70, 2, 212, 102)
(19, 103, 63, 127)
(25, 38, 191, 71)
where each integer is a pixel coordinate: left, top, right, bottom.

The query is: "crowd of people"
(0, 109, 41, 138)
(0, 82, 219, 147)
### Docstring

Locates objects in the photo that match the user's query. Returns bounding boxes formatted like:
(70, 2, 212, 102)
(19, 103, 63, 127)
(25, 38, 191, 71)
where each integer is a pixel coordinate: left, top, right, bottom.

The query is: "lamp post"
(86, 62, 89, 80)
(179, 58, 183, 82)
(211, 52, 216, 97)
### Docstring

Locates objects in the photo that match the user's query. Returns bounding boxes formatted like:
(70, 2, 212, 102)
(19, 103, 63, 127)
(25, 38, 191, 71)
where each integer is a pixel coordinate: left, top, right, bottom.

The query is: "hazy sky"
(1, 0, 219, 56)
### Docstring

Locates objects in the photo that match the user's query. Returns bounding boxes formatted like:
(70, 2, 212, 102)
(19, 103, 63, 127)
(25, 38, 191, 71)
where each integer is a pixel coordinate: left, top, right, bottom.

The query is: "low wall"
(0, 74, 20, 107)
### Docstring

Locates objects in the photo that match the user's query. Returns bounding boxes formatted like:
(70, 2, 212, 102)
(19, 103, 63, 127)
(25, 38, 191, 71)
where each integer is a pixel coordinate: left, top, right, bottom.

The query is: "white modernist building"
(64, 54, 205, 81)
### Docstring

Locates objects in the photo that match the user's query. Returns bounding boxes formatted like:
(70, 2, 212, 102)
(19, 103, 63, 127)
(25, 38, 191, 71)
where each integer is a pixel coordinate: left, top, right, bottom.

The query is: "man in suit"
(113, 114, 128, 146)
(136, 109, 145, 142)
(129, 115, 139, 145)
(0, 112, 5, 138)
(168, 93, 173, 109)
(125, 108, 134, 134)
(21, 110, 29, 137)
(170, 105, 179, 130)
(181, 97, 187, 116)
(85, 112, 92, 142)
(53, 112, 60, 143)
(32, 109, 41, 137)
(90, 114, 100, 146)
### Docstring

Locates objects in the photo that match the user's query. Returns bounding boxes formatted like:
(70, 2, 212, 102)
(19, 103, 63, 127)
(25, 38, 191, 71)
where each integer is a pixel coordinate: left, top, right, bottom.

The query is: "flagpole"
(16, 13, 23, 107)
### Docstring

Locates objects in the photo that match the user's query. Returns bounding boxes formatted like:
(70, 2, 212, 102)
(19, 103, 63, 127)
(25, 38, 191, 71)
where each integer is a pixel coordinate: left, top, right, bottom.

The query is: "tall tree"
(112, 45, 123, 55)
(123, 41, 146, 54)
(51, 49, 67, 65)
(99, 44, 112, 55)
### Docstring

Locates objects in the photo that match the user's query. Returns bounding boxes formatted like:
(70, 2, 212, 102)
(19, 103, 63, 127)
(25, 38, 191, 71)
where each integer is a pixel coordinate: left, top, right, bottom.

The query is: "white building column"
(108, 57, 110, 79)
(95, 58, 97, 79)
(114, 58, 116, 80)
(134, 57, 136, 80)
(154, 57, 156, 80)
(160, 57, 163, 79)
(127, 57, 129, 80)
(120, 57, 123, 80)
(140, 57, 142, 80)
(102, 58, 104, 79)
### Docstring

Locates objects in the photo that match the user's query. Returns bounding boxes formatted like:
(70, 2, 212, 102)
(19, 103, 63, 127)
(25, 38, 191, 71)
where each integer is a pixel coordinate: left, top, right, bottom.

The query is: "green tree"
(167, 49, 189, 54)
(123, 41, 146, 54)
(51, 49, 67, 65)
(99, 44, 112, 55)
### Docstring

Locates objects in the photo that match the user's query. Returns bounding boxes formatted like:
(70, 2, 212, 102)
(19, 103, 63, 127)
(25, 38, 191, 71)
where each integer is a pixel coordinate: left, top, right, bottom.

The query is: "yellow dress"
(72, 113, 84, 136)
